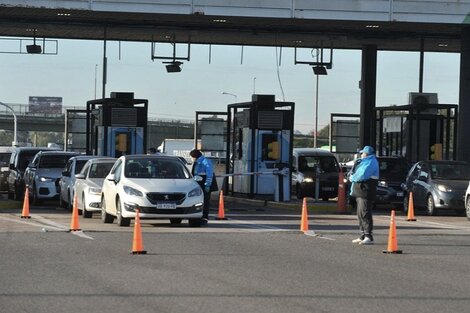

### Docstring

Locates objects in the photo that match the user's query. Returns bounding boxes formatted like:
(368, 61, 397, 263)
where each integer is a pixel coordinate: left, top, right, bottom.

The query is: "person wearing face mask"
(349, 145, 379, 245)
(189, 149, 216, 225)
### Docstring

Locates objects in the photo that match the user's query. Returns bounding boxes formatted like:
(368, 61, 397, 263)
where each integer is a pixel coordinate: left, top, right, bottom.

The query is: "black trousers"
(203, 190, 211, 219)
(356, 197, 374, 239)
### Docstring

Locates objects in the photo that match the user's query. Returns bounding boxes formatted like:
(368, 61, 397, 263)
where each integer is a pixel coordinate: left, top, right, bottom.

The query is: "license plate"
(156, 203, 176, 209)
(396, 192, 404, 197)
(322, 187, 334, 191)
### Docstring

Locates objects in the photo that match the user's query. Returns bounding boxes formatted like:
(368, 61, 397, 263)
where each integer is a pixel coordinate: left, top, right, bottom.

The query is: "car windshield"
(430, 163, 470, 180)
(75, 160, 89, 174)
(20, 152, 41, 170)
(39, 155, 72, 169)
(89, 162, 114, 178)
(125, 157, 190, 179)
(299, 156, 339, 173)
(379, 159, 408, 178)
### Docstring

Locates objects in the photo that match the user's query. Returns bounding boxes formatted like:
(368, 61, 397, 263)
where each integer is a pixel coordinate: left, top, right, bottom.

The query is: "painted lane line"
(0, 215, 64, 231)
(374, 215, 470, 231)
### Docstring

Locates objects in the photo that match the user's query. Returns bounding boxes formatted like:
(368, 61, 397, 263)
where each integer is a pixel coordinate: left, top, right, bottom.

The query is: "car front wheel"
(426, 194, 437, 216)
(82, 194, 92, 218)
(402, 194, 409, 214)
(116, 199, 130, 227)
(296, 184, 303, 199)
(466, 197, 470, 220)
(101, 197, 114, 224)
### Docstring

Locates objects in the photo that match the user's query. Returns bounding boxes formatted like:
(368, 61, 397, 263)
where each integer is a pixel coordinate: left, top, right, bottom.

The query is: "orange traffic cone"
(69, 194, 81, 231)
(406, 192, 417, 221)
(383, 210, 402, 254)
(21, 187, 31, 219)
(216, 190, 228, 220)
(300, 197, 309, 232)
(337, 170, 347, 214)
(131, 209, 147, 255)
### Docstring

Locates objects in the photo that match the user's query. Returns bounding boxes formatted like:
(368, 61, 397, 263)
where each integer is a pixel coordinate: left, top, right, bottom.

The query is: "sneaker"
(352, 238, 363, 244)
(359, 237, 374, 245)
(201, 218, 209, 225)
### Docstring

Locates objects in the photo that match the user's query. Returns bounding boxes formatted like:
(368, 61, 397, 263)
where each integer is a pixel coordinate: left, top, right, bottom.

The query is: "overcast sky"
(0, 39, 461, 134)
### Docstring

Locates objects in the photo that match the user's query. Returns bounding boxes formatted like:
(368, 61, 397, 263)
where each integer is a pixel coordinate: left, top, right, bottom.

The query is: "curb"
(217, 194, 351, 214)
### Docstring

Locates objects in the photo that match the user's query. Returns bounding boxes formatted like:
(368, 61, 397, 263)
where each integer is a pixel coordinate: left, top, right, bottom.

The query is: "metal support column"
(359, 45, 377, 148)
(458, 27, 470, 161)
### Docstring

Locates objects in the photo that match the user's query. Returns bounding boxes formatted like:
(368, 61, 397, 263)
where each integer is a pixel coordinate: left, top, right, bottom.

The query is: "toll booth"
(225, 95, 294, 201)
(375, 103, 458, 162)
(86, 92, 148, 157)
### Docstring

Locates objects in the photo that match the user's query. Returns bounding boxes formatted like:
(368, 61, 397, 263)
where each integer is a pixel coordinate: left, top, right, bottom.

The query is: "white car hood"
(125, 178, 199, 193)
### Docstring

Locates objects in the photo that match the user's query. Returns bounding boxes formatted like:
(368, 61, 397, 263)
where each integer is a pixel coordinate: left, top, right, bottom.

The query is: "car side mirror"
(292, 166, 297, 172)
(193, 175, 203, 182)
(418, 175, 427, 182)
(62, 170, 70, 177)
(107, 174, 116, 182)
(75, 173, 85, 180)
(28, 162, 36, 168)
(9, 164, 14, 170)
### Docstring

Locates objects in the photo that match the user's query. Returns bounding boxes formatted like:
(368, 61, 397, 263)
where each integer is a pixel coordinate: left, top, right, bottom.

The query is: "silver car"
(74, 158, 116, 218)
(403, 160, 470, 215)
(24, 151, 79, 204)
(59, 155, 96, 210)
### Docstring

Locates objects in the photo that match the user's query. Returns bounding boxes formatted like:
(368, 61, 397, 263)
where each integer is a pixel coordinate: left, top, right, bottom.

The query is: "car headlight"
(188, 187, 202, 197)
(39, 176, 54, 182)
(303, 177, 314, 183)
(437, 184, 452, 192)
(378, 180, 388, 187)
(123, 185, 143, 197)
(88, 187, 101, 195)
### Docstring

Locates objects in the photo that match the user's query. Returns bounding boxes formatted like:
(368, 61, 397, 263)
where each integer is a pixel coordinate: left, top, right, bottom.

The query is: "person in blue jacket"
(349, 145, 379, 245)
(190, 149, 215, 225)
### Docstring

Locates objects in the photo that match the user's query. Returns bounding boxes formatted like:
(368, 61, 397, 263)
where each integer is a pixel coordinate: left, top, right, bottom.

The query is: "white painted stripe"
(0, 215, 64, 231)
(375, 215, 470, 231)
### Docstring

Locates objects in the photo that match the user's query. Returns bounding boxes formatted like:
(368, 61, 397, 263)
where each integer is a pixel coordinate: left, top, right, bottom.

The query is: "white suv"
(24, 151, 79, 204)
(101, 155, 204, 227)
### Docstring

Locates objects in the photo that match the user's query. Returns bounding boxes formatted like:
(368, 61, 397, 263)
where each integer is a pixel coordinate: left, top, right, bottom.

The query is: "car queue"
(3, 145, 470, 224)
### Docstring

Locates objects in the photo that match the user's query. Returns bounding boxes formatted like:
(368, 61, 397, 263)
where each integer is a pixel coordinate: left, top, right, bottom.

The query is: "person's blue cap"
(359, 145, 375, 154)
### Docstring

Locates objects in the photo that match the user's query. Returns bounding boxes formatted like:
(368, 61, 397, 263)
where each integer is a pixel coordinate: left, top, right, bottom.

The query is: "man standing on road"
(349, 146, 379, 245)
(190, 149, 216, 225)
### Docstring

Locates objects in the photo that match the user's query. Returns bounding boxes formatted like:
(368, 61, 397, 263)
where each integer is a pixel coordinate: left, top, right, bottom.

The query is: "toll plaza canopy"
(1, 0, 470, 161)
(0, 0, 468, 52)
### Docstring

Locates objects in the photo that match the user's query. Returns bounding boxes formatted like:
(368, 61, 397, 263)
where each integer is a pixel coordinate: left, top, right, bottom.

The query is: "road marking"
(0, 214, 94, 239)
(375, 215, 470, 231)
(215, 218, 288, 231)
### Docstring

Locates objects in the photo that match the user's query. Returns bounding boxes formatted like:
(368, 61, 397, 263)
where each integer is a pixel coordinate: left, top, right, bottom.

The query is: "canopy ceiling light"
(164, 61, 183, 73)
(27, 29, 42, 54)
(312, 66, 327, 75)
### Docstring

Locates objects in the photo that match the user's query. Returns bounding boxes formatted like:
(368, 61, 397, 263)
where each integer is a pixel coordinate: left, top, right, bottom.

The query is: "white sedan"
(101, 155, 204, 227)
(74, 158, 117, 218)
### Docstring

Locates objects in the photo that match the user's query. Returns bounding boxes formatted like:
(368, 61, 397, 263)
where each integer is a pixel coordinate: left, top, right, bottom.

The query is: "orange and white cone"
(300, 197, 309, 232)
(21, 187, 31, 219)
(69, 194, 81, 231)
(383, 210, 403, 254)
(406, 192, 417, 221)
(131, 209, 147, 255)
(216, 190, 228, 220)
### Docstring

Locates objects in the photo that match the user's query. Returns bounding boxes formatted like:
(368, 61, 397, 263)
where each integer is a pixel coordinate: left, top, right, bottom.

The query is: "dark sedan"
(402, 160, 470, 215)
(347, 156, 409, 209)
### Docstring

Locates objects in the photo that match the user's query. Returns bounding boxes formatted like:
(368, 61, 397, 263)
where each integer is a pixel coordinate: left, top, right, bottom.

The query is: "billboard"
(29, 96, 62, 114)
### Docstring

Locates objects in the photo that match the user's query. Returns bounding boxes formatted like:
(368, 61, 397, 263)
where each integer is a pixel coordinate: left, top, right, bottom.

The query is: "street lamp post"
(0, 101, 18, 146)
(314, 74, 319, 148)
(222, 92, 238, 103)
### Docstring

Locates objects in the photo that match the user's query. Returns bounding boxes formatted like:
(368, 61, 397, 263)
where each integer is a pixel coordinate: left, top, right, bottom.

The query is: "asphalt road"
(1, 197, 470, 313)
